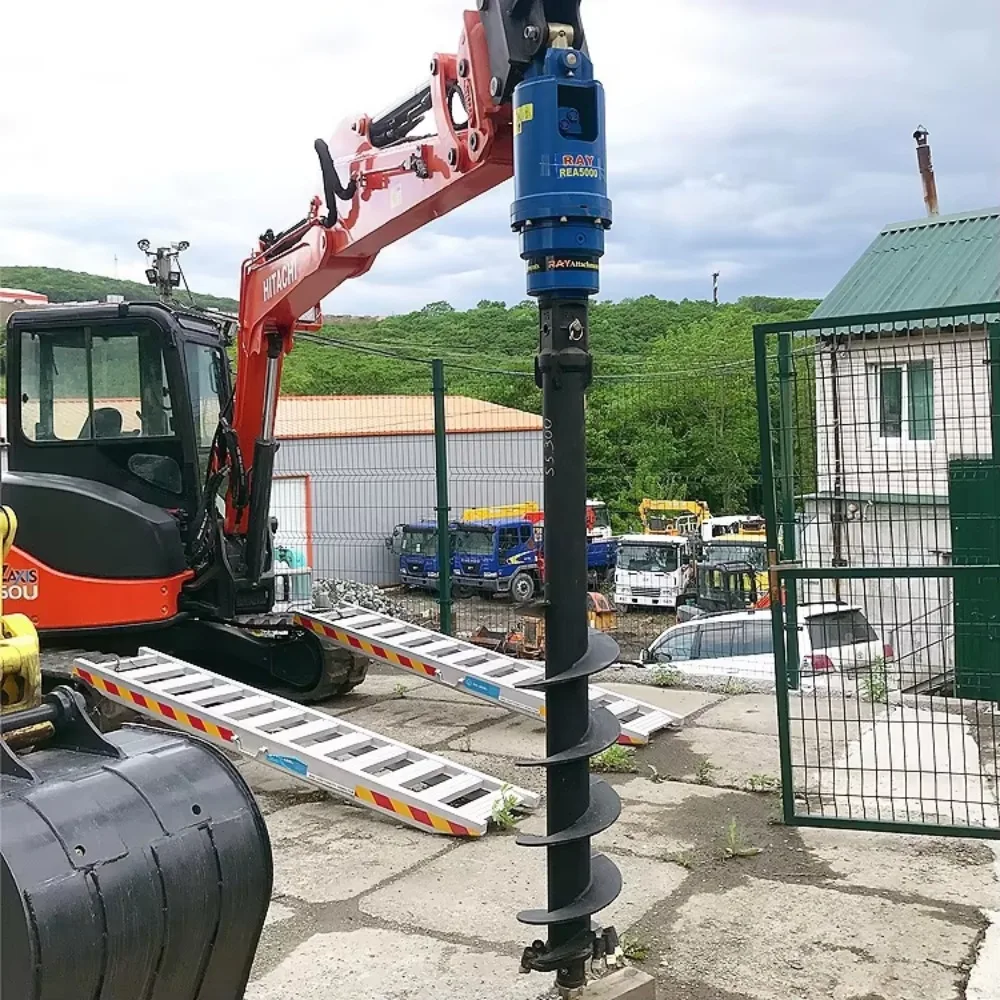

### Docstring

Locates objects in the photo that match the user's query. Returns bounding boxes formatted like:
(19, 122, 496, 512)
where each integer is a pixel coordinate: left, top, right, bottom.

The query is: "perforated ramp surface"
(73, 648, 539, 837)
(296, 605, 682, 745)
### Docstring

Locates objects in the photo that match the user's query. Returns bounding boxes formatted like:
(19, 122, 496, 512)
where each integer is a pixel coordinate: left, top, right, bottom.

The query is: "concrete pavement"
(242, 667, 1000, 999)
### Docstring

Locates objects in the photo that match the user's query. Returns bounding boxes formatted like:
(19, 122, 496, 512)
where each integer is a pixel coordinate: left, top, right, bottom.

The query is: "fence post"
(754, 323, 797, 826)
(432, 359, 453, 635)
(777, 330, 801, 690)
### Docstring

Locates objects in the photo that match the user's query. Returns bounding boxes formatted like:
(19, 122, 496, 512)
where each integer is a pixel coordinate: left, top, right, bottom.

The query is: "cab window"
(498, 526, 521, 554)
(185, 342, 225, 476)
(654, 626, 697, 662)
(697, 621, 740, 658)
(19, 326, 173, 442)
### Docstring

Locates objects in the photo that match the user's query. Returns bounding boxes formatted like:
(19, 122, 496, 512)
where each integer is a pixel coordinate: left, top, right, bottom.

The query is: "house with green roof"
(811, 206, 998, 503)
(801, 205, 998, 695)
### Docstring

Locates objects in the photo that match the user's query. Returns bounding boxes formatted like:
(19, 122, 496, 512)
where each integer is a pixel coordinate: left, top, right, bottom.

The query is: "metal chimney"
(913, 126, 939, 217)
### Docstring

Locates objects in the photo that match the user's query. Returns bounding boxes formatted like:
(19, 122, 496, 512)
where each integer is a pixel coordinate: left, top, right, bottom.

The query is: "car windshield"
(806, 610, 878, 649)
(454, 529, 493, 556)
(401, 530, 437, 556)
(705, 542, 766, 571)
(618, 543, 681, 573)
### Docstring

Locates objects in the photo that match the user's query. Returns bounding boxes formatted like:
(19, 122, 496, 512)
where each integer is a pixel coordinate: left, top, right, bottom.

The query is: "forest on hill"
(0, 266, 239, 313)
(2, 263, 818, 525)
(282, 295, 818, 524)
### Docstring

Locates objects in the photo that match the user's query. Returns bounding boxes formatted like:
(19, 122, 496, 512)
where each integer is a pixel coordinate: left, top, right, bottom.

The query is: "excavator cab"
(7, 302, 228, 523)
(4, 301, 366, 699)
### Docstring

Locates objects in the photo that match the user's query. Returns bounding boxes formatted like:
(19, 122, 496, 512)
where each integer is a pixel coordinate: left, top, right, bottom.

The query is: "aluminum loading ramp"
(72, 648, 538, 837)
(296, 606, 681, 745)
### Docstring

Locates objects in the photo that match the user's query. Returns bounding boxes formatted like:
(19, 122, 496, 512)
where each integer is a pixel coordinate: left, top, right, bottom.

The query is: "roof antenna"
(913, 127, 939, 217)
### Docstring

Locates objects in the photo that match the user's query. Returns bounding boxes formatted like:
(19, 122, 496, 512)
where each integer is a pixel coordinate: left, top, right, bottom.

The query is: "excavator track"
(229, 612, 370, 702)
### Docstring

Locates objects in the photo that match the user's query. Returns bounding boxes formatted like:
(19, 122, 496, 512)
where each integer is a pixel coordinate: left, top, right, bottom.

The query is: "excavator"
(3, 3, 619, 998)
(2, 1, 534, 701)
(638, 498, 711, 536)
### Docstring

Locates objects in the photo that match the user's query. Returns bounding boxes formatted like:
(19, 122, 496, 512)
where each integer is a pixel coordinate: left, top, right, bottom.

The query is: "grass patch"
(723, 817, 762, 860)
(695, 759, 718, 785)
(391, 683, 408, 699)
(860, 657, 889, 704)
(590, 744, 637, 774)
(745, 773, 780, 793)
(650, 666, 684, 688)
(668, 850, 696, 870)
(490, 785, 521, 831)
(621, 937, 650, 962)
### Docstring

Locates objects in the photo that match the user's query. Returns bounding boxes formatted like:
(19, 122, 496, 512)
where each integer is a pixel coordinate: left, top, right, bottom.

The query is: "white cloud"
(1, 0, 997, 312)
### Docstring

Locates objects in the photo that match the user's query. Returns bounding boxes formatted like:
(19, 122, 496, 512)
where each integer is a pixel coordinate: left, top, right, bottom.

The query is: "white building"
(797, 207, 1000, 691)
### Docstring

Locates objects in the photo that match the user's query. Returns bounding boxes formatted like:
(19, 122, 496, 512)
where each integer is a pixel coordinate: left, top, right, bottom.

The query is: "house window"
(877, 362, 934, 441)
(908, 360, 935, 441)
(879, 367, 903, 438)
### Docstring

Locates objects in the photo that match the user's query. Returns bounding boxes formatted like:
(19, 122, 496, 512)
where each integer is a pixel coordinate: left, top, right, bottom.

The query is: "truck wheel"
(511, 571, 536, 604)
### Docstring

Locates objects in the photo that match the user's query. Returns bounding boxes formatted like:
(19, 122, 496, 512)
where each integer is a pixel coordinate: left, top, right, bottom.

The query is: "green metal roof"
(813, 207, 1000, 319)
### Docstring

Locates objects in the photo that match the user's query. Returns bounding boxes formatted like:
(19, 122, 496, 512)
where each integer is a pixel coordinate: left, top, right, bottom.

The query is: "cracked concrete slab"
(614, 775, 733, 807)
(327, 694, 508, 744)
(671, 726, 784, 788)
(799, 826, 1000, 910)
(341, 672, 433, 700)
(360, 834, 688, 947)
(266, 801, 452, 903)
(448, 716, 546, 758)
(246, 927, 547, 1000)
(518, 800, 691, 861)
(263, 902, 296, 927)
(967, 907, 1000, 1000)
(695, 694, 779, 736)
(664, 878, 979, 1000)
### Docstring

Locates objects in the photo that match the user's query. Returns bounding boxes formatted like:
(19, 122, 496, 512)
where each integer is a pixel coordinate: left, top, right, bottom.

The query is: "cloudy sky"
(2, 0, 997, 313)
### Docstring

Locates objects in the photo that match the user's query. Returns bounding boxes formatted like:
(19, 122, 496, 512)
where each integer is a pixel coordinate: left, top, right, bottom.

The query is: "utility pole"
(712, 271, 720, 305)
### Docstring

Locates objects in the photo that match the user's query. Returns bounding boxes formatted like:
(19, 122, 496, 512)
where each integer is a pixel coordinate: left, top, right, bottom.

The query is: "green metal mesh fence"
(268, 340, 769, 661)
(755, 304, 1000, 838)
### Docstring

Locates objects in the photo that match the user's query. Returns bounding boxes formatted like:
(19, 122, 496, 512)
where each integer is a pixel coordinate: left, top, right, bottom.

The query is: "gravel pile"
(311, 578, 407, 617)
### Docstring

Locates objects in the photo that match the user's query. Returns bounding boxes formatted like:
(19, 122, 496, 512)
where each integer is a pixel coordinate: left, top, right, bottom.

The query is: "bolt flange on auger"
(504, 13, 621, 996)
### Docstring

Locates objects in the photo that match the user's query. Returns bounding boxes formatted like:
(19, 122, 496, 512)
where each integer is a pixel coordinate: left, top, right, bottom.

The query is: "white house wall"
(801, 498, 954, 689)
(814, 331, 991, 500)
(274, 430, 544, 585)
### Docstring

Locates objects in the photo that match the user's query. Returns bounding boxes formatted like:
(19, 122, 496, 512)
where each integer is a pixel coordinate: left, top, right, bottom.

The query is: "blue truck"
(388, 514, 617, 601)
(386, 521, 454, 591)
(452, 517, 540, 602)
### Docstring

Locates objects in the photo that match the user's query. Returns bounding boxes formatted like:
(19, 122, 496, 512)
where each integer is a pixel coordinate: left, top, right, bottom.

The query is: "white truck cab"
(614, 533, 689, 610)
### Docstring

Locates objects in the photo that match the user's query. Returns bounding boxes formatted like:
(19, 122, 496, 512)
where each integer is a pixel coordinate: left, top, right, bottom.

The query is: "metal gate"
(754, 303, 999, 838)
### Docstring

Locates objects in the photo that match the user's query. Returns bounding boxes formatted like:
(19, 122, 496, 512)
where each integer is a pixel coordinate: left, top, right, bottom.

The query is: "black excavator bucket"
(1, 687, 272, 1000)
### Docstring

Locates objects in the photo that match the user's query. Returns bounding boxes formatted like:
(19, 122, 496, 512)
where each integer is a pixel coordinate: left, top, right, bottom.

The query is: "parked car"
(637, 604, 892, 688)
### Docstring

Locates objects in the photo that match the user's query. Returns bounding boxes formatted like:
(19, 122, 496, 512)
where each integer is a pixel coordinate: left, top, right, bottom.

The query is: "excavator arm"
(226, 8, 517, 576)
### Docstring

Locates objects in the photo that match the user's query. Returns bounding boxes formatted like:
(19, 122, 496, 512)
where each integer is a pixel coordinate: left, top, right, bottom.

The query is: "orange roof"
(6, 395, 542, 442)
(274, 395, 542, 439)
